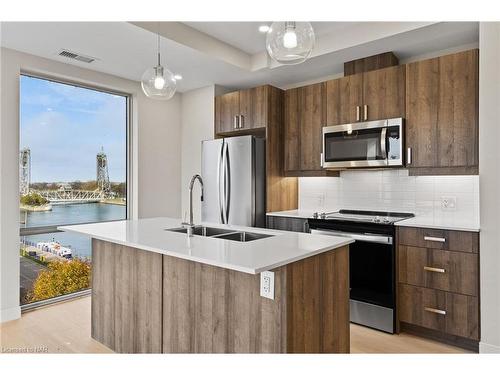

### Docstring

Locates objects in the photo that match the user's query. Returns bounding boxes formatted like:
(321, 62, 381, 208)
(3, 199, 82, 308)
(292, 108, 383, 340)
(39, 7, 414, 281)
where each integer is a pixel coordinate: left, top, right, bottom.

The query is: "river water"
(21, 203, 126, 259)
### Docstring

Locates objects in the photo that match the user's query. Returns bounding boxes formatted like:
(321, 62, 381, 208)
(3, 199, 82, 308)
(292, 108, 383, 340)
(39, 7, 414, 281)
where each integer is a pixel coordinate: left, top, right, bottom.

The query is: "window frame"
(19, 72, 132, 309)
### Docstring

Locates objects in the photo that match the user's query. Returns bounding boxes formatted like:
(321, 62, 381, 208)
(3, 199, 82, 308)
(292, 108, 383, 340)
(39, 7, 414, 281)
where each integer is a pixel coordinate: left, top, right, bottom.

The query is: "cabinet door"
(216, 91, 240, 134)
(406, 49, 478, 171)
(284, 88, 300, 172)
(326, 74, 363, 125)
(239, 86, 267, 130)
(299, 83, 325, 171)
(362, 65, 405, 121)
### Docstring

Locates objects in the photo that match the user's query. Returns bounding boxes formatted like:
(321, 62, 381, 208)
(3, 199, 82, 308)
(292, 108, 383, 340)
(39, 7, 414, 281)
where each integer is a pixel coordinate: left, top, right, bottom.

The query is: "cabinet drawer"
(399, 284, 479, 340)
(398, 227, 478, 253)
(399, 246, 478, 296)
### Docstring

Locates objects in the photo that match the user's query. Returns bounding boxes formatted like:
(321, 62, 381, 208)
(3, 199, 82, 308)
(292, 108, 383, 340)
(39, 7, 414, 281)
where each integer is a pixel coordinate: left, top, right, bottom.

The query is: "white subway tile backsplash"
(298, 170, 479, 220)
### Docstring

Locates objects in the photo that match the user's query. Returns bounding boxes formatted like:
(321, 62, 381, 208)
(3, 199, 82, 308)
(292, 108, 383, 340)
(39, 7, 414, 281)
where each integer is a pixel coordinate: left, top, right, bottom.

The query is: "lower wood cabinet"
(397, 227, 480, 348)
(266, 215, 309, 233)
(399, 284, 479, 341)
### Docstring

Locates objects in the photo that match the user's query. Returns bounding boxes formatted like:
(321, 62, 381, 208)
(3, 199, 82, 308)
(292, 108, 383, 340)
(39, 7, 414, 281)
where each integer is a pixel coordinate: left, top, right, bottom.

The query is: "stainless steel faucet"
(183, 174, 204, 236)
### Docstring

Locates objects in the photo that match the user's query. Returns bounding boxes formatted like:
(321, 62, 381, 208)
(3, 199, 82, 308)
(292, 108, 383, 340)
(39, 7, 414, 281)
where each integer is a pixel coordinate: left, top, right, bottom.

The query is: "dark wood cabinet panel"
(399, 284, 479, 340)
(299, 83, 325, 171)
(398, 227, 479, 253)
(362, 65, 405, 121)
(326, 74, 363, 125)
(216, 91, 240, 134)
(239, 86, 267, 130)
(406, 49, 479, 174)
(284, 88, 300, 172)
(267, 216, 309, 233)
(399, 246, 478, 296)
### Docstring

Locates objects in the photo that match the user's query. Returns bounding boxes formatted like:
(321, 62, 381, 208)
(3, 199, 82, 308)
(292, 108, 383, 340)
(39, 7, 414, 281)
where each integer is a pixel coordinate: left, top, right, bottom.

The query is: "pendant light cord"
(157, 22, 161, 66)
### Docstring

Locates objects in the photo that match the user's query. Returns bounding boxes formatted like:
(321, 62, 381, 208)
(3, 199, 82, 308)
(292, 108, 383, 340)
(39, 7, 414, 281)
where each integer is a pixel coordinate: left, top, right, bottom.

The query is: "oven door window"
(324, 128, 385, 162)
(349, 239, 394, 308)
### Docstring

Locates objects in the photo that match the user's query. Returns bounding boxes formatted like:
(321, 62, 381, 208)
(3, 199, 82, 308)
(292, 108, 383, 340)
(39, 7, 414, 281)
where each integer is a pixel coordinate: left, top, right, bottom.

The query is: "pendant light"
(141, 30, 176, 100)
(265, 22, 315, 65)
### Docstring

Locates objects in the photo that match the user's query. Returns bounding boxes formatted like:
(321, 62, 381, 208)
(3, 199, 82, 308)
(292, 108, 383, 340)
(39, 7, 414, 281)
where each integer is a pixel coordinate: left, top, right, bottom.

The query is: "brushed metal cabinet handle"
(424, 307, 446, 315)
(356, 106, 360, 122)
(239, 115, 244, 128)
(233, 115, 238, 129)
(363, 105, 368, 121)
(407, 147, 412, 165)
(424, 236, 446, 243)
(424, 266, 446, 273)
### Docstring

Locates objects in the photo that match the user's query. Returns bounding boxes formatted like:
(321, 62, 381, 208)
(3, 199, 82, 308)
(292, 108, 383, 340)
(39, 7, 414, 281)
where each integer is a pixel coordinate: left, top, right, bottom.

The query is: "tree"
(29, 259, 91, 302)
(20, 192, 49, 206)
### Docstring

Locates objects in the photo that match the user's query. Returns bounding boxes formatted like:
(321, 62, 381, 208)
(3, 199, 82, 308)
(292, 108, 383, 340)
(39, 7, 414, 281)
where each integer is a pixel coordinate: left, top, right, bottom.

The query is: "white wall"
(0, 47, 182, 322)
(180, 85, 215, 222)
(478, 22, 500, 353)
(299, 171, 479, 226)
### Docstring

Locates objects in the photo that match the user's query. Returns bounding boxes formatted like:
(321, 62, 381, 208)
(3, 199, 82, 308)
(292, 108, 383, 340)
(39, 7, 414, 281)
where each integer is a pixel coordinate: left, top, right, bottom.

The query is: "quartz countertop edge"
(394, 217, 480, 232)
(58, 217, 354, 274)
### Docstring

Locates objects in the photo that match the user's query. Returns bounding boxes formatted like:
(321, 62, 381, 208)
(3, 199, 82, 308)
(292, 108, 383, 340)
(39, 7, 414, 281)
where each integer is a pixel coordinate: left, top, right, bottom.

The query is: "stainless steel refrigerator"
(201, 135, 266, 227)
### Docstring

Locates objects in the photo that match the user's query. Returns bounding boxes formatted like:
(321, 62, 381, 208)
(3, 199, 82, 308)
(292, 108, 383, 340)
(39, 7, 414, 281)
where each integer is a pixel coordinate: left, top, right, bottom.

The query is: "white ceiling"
(183, 22, 357, 54)
(0, 22, 479, 93)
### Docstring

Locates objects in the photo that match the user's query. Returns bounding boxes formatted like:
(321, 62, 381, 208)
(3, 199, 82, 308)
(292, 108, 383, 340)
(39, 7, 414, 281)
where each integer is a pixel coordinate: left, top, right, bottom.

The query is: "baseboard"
(400, 322, 479, 352)
(0, 305, 21, 322)
(479, 342, 500, 353)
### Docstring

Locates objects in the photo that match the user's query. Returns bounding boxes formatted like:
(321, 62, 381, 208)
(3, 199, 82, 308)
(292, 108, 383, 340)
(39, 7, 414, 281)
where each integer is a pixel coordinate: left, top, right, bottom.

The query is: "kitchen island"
(59, 217, 353, 354)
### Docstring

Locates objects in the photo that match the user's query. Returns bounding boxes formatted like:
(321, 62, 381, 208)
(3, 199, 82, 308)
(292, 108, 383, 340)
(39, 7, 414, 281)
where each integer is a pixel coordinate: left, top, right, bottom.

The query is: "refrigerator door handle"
(223, 142, 231, 223)
(217, 142, 225, 223)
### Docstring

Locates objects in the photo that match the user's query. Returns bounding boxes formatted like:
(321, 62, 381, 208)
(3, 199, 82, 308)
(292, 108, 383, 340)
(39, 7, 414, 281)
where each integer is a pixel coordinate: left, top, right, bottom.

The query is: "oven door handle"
(310, 229, 393, 245)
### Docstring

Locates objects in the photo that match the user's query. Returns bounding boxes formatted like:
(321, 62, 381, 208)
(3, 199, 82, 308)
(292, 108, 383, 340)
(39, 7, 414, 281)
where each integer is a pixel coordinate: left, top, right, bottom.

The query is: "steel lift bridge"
(20, 148, 113, 204)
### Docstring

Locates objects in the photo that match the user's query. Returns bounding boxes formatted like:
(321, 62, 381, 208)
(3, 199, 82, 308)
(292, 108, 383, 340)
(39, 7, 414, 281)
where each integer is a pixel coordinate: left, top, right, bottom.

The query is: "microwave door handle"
(380, 127, 387, 162)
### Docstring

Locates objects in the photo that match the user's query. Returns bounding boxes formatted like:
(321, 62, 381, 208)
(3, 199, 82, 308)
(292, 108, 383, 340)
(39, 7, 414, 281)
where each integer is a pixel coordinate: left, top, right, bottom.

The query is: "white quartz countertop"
(395, 216, 480, 232)
(58, 217, 353, 274)
(266, 210, 316, 219)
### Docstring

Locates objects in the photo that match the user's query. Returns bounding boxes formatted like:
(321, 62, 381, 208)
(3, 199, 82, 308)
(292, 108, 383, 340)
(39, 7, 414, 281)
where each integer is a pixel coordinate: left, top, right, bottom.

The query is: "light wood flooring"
(0, 296, 471, 354)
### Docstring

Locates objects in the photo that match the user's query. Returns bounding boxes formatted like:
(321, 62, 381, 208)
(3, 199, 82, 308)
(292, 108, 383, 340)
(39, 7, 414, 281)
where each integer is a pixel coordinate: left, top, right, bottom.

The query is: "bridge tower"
(96, 147, 111, 195)
(19, 148, 31, 195)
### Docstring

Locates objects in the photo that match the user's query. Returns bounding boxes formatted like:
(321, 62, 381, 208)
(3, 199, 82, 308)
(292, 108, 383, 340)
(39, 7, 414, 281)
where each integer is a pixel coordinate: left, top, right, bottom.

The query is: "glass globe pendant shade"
(266, 22, 315, 65)
(141, 64, 177, 100)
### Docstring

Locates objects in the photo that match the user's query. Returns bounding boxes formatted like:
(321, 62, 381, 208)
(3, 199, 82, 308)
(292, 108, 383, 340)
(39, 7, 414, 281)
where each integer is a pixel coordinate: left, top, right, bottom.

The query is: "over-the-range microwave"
(321, 117, 404, 169)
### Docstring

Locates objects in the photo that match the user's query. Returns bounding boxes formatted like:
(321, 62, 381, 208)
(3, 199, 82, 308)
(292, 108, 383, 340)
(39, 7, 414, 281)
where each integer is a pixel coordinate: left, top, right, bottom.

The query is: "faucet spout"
(184, 174, 204, 235)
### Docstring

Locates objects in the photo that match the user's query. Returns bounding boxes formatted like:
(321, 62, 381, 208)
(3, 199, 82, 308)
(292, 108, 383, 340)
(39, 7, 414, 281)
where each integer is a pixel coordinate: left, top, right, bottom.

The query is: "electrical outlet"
(441, 196, 457, 210)
(260, 271, 274, 300)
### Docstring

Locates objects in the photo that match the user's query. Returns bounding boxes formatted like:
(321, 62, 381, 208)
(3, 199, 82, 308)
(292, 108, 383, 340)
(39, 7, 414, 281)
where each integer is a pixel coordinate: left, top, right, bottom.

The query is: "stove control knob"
(312, 212, 319, 219)
(320, 212, 327, 219)
(373, 216, 381, 223)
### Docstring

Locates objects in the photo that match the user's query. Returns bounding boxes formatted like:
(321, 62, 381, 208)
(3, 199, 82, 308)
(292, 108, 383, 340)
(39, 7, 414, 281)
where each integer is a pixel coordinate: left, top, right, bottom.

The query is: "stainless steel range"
(308, 209, 414, 333)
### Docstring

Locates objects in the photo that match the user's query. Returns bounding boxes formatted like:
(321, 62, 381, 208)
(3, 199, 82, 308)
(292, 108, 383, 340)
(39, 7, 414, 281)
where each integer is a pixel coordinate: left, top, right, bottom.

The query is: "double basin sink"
(166, 225, 274, 242)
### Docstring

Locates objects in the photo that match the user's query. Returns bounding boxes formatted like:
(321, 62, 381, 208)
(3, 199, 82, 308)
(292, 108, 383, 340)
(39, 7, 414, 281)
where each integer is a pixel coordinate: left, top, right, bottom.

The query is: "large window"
(19, 75, 128, 306)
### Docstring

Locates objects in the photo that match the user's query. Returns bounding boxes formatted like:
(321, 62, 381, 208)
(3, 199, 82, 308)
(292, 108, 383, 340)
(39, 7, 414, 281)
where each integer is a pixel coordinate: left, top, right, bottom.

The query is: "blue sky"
(20, 75, 127, 183)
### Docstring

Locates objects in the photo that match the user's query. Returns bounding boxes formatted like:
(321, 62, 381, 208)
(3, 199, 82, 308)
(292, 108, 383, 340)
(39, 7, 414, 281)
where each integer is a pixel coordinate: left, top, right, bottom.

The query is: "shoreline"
(100, 199, 126, 206)
(20, 204, 52, 212)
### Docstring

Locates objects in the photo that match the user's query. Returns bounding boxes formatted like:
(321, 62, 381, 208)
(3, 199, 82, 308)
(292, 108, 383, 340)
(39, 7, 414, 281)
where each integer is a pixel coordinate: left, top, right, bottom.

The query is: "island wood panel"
(398, 245, 478, 296)
(162, 255, 286, 353)
(91, 239, 163, 353)
(362, 65, 405, 121)
(162, 246, 350, 353)
(266, 85, 298, 213)
(326, 74, 363, 126)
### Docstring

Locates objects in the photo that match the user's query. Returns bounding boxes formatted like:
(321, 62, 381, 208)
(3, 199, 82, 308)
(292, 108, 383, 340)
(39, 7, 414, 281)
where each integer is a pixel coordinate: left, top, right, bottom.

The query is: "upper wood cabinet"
(284, 83, 339, 176)
(406, 49, 479, 175)
(215, 86, 268, 135)
(326, 65, 405, 125)
(326, 74, 363, 125)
